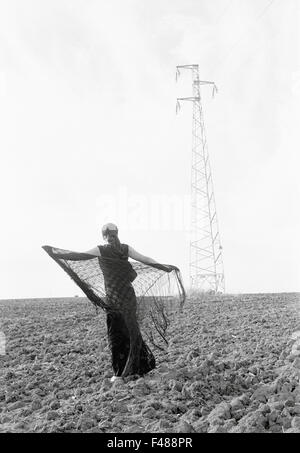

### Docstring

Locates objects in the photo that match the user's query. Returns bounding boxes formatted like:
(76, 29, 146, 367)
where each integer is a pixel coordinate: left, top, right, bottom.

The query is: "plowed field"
(0, 293, 299, 433)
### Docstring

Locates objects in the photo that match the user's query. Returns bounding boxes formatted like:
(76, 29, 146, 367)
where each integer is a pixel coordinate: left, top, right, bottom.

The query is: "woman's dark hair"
(102, 223, 121, 252)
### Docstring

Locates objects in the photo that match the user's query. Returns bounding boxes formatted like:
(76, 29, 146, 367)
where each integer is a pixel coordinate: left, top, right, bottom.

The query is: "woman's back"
(98, 244, 137, 302)
(98, 243, 129, 260)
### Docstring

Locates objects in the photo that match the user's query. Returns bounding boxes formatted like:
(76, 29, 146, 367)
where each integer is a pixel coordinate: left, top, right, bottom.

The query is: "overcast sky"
(0, 0, 299, 298)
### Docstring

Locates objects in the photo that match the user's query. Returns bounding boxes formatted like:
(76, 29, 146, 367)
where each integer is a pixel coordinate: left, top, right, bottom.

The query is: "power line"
(258, 0, 276, 19)
(214, 0, 235, 26)
(212, 0, 278, 75)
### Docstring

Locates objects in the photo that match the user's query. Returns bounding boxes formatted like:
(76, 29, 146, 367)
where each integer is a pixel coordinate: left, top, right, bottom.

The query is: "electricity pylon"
(176, 64, 225, 293)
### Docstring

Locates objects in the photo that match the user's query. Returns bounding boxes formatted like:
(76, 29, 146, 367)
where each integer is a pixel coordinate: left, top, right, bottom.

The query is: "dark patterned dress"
(42, 244, 186, 378)
(98, 243, 156, 377)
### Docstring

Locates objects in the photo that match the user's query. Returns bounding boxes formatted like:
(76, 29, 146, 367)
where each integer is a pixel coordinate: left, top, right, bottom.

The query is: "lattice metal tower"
(176, 64, 225, 293)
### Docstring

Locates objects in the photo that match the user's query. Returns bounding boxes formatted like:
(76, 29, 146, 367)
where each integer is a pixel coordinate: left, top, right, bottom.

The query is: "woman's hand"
(160, 264, 179, 273)
(165, 264, 179, 272)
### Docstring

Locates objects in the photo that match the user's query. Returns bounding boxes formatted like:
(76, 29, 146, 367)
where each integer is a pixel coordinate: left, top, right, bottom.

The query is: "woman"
(42, 223, 184, 382)
(85, 223, 175, 382)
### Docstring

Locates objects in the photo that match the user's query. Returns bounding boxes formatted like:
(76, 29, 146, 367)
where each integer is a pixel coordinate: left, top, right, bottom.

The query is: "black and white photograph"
(0, 0, 299, 438)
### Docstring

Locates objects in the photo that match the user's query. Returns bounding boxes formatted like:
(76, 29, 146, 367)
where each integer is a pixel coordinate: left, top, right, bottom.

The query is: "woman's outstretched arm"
(84, 247, 101, 257)
(128, 246, 178, 272)
(128, 246, 158, 265)
(43, 245, 100, 260)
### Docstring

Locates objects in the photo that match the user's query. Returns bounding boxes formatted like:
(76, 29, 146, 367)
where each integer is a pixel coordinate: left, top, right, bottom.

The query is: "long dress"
(42, 243, 185, 378)
(98, 243, 156, 377)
